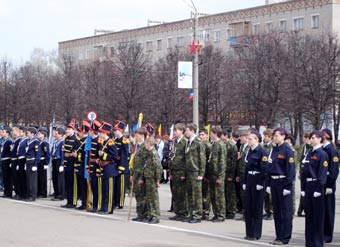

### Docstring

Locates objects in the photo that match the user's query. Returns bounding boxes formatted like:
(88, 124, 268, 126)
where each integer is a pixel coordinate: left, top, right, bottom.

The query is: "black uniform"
(1, 137, 13, 197)
(268, 143, 295, 245)
(243, 145, 268, 240)
(10, 137, 21, 198)
(98, 138, 118, 214)
(74, 136, 87, 209)
(17, 137, 29, 198)
(38, 139, 50, 197)
(322, 143, 339, 243)
(114, 136, 129, 208)
(25, 137, 41, 200)
(89, 136, 101, 212)
(51, 139, 64, 200)
(301, 146, 328, 247)
(63, 134, 80, 207)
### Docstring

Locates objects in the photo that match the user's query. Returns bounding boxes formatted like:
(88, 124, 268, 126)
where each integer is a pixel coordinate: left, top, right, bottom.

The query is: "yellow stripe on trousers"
(120, 175, 125, 207)
(98, 177, 102, 211)
(108, 177, 113, 212)
(73, 172, 77, 206)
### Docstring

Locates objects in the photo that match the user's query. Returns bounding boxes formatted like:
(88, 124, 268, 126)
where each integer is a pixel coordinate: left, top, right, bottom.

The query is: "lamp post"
(191, 0, 199, 128)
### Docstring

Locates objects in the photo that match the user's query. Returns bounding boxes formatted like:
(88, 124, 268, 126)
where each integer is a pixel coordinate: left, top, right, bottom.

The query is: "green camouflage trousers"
(202, 179, 211, 216)
(186, 171, 202, 219)
(171, 170, 188, 217)
(133, 176, 146, 218)
(209, 176, 225, 218)
(225, 180, 236, 217)
(144, 178, 160, 219)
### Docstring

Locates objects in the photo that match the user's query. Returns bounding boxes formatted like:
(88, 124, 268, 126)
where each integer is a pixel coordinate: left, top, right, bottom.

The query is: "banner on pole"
(178, 61, 193, 89)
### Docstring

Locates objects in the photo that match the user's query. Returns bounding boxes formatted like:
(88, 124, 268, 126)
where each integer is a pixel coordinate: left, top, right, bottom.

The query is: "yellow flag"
(138, 112, 143, 127)
(158, 124, 162, 136)
(204, 124, 211, 139)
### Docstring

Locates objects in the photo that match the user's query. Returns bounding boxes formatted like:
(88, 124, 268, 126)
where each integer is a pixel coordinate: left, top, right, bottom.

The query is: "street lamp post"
(191, 0, 199, 128)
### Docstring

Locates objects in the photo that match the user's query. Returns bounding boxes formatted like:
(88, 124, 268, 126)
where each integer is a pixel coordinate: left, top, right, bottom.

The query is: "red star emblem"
(189, 40, 200, 55)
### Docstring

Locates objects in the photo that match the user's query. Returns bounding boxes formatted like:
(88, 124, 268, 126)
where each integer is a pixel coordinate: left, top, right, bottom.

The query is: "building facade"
(59, 0, 340, 63)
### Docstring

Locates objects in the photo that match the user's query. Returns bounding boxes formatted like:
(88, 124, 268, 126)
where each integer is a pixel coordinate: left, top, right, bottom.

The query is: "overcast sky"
(0, 0, 265, 64)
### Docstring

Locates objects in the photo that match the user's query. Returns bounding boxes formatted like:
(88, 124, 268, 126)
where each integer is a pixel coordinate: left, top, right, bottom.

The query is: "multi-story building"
(59, 0, 340, 63)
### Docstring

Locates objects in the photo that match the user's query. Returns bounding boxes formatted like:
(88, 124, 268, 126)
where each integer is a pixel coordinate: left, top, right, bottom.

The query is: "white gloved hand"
(43, 165, 48, 170)
(256, 185, 264, 190)
(24, 165, 26, 171)
(242, 184, 246, 190)
(32, 166, 37, 172)
(325, 188, 333, 195)
(301, 191, 305, 197)
(283, 189, 291, 196)
(266, 187, 271, 194)
(59, 166, 64, 173)
(9, 163, 11, 168)
(313, 192, 321, 197)
(16, 165, 19, 171)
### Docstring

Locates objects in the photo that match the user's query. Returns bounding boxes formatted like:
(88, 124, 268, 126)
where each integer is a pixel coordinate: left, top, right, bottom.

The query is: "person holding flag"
(113, 120, 129, 209)
(97, 122, 118, 214)
(74, 121, 91, 210)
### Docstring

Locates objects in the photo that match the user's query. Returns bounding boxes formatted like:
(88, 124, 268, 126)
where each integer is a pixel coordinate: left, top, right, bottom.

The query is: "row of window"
(253, 14, 320, 34)
(141, 14, 320, 52)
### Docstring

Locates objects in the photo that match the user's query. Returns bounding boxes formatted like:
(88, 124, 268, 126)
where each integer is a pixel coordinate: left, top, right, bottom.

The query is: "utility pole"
(191, 0, 199, 128)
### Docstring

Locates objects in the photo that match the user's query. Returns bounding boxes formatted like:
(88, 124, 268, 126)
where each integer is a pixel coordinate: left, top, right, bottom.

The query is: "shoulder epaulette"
(108, 139, 114, 146)
(122, 137, 129, 144)
(98, 138, 104, 145)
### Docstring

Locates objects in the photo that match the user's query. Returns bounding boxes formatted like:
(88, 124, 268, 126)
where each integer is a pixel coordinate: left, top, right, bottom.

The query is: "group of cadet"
(164, 123, 338, 246)
(1, 119, 339, 246)
(0, 119, 133, 215)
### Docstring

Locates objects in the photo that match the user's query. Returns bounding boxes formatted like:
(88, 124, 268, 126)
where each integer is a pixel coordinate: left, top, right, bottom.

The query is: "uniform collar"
(312, 144, 322, 152)
(323, 142, 331, 148)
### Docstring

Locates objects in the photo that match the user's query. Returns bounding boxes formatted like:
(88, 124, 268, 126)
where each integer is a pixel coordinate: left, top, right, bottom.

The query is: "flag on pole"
(204, 124, 211, 139)
(132, 112, 144, 133)
(158, 124, 162, 136)
(83, 133, 92, 180)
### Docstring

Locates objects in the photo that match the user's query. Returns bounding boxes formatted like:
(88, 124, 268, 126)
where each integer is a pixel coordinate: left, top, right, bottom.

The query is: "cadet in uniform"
(235, 130, 250, 220)
(268, 127, 295, 245)
(168, 123, 188, 221)
(51, 127, 65, 200)
(222, 130, 238, 219)
(10, 126, 21, 199)
(62, 121, 80, 208)
(113, 120, 129, 209)
(301, 130, 328, 247)
(74, 121, 91, 210)
(17, 126, 29, 199)
(140, 136, 163, 224)
(98, 122, 118, 214)
(25, 127, 41, 201)
(183, 123, 206, 223)
(262, 129, 274, 220)
(207, 126, 226, 222)
(37, 127, 50, 198)
(88, 120, 102, 212)
(130, 127, 148, 221)
(243, 131, 268, 241)
(199, 128, 212, 220)
(1, 127, 13, 198)
(297, 133, 312, 217)
(321, 128, 339, 243)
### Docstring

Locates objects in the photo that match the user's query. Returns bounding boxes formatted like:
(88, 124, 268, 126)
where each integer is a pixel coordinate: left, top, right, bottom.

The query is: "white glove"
(325, 188, 333, 195)
(43, 165, 48, 170)
(266, 187, 271, 194)
(256, 185, 264, 190)
(301, 191, 305, 197)
(197, 176, 203, 181)
(9, 163, 11, 168)
(16, 165, 19, 171)
(283, 189, 291, 196)
(32, 166, 37, 172)
(59, 166, 64, 173)
(242, 184, 246, 190)
(24, 165, 26, 171)
(313, 192, 321, 197)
